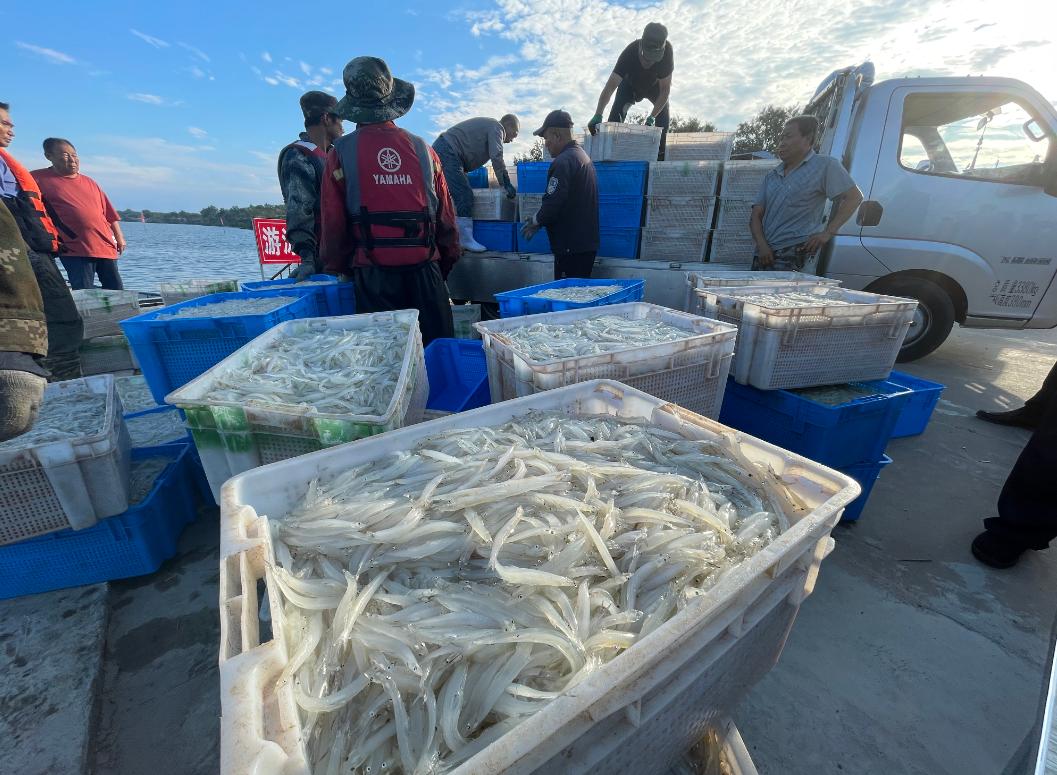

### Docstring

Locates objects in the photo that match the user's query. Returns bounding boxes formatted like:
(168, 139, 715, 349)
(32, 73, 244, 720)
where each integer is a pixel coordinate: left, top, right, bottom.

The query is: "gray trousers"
(27, 250, 83, 381)
(432, 136, 474, 218)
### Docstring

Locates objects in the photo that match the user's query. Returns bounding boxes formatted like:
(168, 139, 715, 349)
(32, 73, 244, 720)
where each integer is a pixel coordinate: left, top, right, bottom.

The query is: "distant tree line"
(117, 203, 284, 230)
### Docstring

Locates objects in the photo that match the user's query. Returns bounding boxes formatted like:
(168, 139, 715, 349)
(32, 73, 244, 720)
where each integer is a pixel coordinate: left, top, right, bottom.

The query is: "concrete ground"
(1, 323, 1053, 774)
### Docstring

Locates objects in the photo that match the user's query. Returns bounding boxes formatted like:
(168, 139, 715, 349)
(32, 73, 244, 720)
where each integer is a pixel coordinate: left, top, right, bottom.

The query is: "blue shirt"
(753, 151, 856, 250)
(0, 156, 18, 198)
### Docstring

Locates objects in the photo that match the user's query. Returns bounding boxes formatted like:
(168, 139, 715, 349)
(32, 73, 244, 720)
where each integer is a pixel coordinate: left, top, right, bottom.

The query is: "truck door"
(859, 84, 1057, 359)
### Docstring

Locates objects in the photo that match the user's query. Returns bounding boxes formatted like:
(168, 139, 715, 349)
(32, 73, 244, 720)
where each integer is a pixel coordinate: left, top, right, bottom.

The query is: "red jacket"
(320, 122, 460, 277)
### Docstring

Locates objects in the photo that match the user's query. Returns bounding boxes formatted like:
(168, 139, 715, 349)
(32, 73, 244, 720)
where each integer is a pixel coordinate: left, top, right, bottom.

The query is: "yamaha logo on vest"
(374, 147, 412, 185)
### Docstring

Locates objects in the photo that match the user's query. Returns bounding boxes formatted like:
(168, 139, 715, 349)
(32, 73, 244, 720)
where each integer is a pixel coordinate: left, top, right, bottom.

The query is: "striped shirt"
(753, 151, 856, 250)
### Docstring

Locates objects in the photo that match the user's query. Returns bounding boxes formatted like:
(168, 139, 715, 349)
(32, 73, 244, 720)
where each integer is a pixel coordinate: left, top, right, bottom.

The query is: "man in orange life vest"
(278, 91, 344, 280)
(320, 57, 460, 345)
(0, 101, 83, 380)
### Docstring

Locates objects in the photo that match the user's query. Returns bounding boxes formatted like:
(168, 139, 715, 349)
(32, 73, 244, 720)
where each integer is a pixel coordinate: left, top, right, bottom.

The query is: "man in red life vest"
(320, 57, 460, 345)
(278, 91, 344, 280)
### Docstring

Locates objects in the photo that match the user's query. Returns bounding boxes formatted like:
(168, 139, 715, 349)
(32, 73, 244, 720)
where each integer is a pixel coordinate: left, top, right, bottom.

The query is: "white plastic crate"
(591, 122, 663, 161)
(518, 193, 543, 222)
(645, 196, 716, 229)
(719, 160, 776, 199)
(665, 132, 735, 161)
(166, 311, 427, 501)
(683, 271, 842, 313)
(647, 161, 721, 196)
(666, 718, 759, 775)
(217, 379, 858, 775)
(451, 303, 482, 339)
(0, 374, 131, 545)
(79, 334, 139, 375)
(639, 226, 709, 263)
(715, 198, 755, 231)
(697, 285, 918, 389)
(708, 230, 756, 266)
(472, 189, 516, 221)
(72, 288, 141, 338)
(158, 279, 239, 306)
(475, 302, 737, 418)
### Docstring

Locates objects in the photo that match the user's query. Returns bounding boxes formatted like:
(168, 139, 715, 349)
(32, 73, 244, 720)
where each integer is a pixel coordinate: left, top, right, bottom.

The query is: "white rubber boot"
(458, 217, 487, 253)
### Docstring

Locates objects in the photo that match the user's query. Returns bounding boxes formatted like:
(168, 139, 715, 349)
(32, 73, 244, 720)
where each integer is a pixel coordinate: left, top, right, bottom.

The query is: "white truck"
(446, 62, 1057, 360)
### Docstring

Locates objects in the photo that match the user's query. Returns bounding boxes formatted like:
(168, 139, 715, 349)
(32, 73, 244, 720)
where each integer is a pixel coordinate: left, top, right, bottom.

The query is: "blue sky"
(4, 0, 1051, 211)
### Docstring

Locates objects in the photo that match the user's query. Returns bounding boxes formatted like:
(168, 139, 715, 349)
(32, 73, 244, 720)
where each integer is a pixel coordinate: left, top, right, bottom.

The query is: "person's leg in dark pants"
(351, 265, 405, 314)
(606, 80, 639, 123)
(654, 99, 670, 161)
(432, 137, 473, 219)
(27, 250, 83, 380)
(976, 360, 1056, 429)
(973, 392, 1057, 567)
(59, 256, 95, 290)
(93, 259, 124, 290)
(554, 251, 596, 280)
(403, 261, 453, 346)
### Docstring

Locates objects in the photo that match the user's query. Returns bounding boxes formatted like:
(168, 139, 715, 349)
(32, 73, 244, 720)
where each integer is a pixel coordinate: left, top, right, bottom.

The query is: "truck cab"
(813, 63, 1057, 359)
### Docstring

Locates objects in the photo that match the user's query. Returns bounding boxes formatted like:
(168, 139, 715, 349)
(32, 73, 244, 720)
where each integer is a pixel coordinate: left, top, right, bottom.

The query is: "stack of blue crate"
(515, 161, 646, 258)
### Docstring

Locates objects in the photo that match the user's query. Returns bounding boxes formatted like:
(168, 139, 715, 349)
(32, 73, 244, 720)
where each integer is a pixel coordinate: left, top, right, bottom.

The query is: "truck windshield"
(899, 92, 1051, 186)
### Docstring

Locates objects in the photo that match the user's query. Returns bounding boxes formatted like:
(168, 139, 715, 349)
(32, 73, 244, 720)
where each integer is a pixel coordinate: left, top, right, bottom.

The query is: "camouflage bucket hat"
(334, 56, 415, 123)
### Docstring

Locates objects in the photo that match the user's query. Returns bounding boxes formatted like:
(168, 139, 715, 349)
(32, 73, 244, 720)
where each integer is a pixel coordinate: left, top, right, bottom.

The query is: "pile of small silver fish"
(793, 383, 878, 406)
(268, 411, 795, 774)
(157, 296, 300, 319)
(0, 391, 107, 449)
(115, 375, 157, 414)
(501, 315, 688, 362)
(203, 321, 411, 415)
(128, 456, 170, 503)
(527, 285, 623, 302)
(731, 290, 852, 308)
(292, 280, 338, 287)
(126, 410, 187, 447)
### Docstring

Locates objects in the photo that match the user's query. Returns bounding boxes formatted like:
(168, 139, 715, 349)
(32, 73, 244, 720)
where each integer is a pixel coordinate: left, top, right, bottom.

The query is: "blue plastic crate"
(495, 278, 646, 317)
(838, 455, 892, 523)
(885, 370, 945, 438)
(517, 162, 551, 193)
(0, 446, 198, 599)
(424, 339, 490, 412)
(599, 227, 640, 259)
(473, 221, 518, 252)
(242, 274, 356, 317)
(719, 377, 912, 468)
(594, 161, 648, 195)
(517, 227, 551, 254)
(124, 404, 192, 448)
(599, 195, 644, 228)
(121, 291, 317, 405)
(467, 167, 489, 189)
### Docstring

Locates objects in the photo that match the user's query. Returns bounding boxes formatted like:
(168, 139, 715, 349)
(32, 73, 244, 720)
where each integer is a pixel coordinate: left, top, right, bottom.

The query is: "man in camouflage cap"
(278, 91, 344, 280)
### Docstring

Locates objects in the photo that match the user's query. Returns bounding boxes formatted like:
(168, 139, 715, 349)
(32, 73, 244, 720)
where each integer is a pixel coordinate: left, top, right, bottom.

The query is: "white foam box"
(217, 379, 859, 775)
(472, 189, 517, 221)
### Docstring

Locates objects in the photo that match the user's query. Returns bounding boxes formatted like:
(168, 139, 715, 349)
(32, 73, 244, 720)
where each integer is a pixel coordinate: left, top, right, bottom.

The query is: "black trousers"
(608, 79, 670, 161)
(985, 363, 1057, 550)
(352, 260, 454, 346)
(554, 251, 596, 280)
(27, 250, 83, 381)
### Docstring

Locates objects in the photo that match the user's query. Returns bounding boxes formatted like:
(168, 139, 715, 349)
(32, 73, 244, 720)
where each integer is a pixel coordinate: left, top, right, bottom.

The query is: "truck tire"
(876, 277, 956, 362)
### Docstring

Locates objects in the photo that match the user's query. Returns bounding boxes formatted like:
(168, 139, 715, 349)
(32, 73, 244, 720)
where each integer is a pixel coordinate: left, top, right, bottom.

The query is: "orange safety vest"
(0, 148, 60, 254)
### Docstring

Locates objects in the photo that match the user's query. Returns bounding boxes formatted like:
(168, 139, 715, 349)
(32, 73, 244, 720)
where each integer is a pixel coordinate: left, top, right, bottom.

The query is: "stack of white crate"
(640, 161, 720, 262)
(710, 160, 776, 265)
(471, 189, 517, 220)
(517, 193, 543, 223)
(664, 132, 735, 161)
(587, 122, 663, 161)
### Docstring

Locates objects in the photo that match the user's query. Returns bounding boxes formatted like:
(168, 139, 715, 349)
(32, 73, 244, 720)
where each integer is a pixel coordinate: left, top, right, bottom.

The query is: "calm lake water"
(110, 222, 274, 293)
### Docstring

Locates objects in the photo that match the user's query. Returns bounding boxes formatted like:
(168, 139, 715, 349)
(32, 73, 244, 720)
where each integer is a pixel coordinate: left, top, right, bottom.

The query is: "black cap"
(533, 109, 574, 137)
(300, 90, 338, 122)
(640, 22, 668, 63)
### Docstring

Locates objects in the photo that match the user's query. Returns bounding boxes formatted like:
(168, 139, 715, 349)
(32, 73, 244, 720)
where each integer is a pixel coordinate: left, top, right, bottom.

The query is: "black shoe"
(975, 408, 1040, 430)
(971, 531, 1027, 569)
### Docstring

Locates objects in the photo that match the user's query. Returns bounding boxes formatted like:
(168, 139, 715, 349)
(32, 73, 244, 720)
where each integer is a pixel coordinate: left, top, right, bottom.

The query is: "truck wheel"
(876, 277, 956, 362)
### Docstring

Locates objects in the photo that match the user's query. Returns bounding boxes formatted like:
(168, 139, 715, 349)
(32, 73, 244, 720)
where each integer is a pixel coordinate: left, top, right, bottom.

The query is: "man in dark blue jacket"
(520, 110, 599, 279)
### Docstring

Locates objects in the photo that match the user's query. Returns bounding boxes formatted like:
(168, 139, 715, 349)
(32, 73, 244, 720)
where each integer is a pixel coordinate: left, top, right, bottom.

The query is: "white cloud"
(262, 51, 272, 63)
(300, 61, 312, 76)
(179, 42, 211, 62)
(127, 93, 165, 105)
(264, 76, 280, 86)
(130, 29, 169, 49)
(15, 41, 76, 65)
(188, 126, 208, 139)
(434, 0, 1057, 160)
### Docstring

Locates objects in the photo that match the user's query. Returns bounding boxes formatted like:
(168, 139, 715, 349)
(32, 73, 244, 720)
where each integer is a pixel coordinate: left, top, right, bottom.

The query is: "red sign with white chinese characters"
(252, 218, 300, 265)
